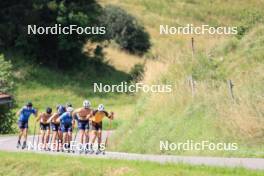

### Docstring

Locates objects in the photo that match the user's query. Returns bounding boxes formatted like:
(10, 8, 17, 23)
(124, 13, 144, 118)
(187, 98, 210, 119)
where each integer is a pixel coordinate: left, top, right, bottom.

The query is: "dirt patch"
(106, 166, 134, 176)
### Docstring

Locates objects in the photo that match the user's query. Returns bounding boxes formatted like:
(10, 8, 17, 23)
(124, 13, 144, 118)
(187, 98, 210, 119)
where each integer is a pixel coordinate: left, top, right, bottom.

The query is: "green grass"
(0, 151, 263, 176)
(101, 1, 264, 158)
(114, 0, 264, 27)
(110, 25, 264, 157)
(3, 0, 264, 160)
(5, 52, 136, 133)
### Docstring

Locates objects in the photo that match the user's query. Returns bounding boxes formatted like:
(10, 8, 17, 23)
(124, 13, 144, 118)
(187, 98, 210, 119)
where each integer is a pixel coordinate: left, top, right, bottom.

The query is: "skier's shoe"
(79, 148, 84, 154)
(84, 144, 90, 154)
(89, 149, 94, 154)
(96, 150, 102, 155)
(21, 141, 27, 150)
(16, 141, 21, 149)
(85, 149, 89, 154)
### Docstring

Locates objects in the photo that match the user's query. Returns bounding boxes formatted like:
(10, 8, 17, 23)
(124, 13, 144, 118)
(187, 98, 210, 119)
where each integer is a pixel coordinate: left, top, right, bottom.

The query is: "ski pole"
(73, 119, 78, 141)
(72, 124, 79, 153)
(32, 120, 37, 149)
(73, 128, 79, 141)
(105, 118, 113, 149)
(48, 129, 52, 151)
(36, 124, 40, 150)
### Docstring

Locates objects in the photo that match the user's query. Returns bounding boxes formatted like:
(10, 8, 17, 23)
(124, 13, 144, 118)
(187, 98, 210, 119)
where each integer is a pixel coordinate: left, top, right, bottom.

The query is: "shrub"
(129, 63, 145, 82)
(0, 54, 16, 134)
(236, 25, 248, 39)
(0, 0, 103, 69)
(101, 5, 151, 55)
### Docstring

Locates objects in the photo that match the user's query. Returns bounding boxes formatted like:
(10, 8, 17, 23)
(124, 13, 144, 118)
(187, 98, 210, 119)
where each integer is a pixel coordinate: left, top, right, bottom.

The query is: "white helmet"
(66, 107, 74, 112)
(83, 100, 91, 108)
(98, 104, 104, 111)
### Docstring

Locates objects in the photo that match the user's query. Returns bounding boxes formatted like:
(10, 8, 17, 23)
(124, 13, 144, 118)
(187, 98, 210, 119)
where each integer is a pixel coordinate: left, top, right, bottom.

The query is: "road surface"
(0, 132, 264, 170)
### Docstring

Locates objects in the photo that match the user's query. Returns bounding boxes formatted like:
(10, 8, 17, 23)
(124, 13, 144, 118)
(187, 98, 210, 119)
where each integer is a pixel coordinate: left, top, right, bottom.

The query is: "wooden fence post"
(227, 80, 235, 101)
(191, 37, 195, 58)
(189, 38, 195, 97)
(188, 76, 195, 97)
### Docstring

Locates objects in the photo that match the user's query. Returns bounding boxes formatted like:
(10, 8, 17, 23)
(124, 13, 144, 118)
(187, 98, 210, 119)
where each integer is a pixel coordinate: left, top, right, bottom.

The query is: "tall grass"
(6, 51, 137, 132)
(6, 0, 264, 157)
(1, 151, 263, 176)
(99, 0, 264, 157)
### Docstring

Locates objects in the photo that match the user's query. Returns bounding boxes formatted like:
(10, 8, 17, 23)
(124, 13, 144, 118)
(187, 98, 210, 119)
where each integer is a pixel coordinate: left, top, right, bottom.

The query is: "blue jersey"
(19, 106, 37, 122)
(59, 112, 72, 124)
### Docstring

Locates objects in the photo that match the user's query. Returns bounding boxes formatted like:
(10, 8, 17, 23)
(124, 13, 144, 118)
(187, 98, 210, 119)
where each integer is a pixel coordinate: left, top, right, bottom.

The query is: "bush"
(236, 25, 248, 39)
(101, 5, 151, 55)
(0, 2, 150, 69)
(0, 54, 16, 134)
(236, 10, 264, 39)
(0, 0, 103, 69)
(129, 63, 145, 82)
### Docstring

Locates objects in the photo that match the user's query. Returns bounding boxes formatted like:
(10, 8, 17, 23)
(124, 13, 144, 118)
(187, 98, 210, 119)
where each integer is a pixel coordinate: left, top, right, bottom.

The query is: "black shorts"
(18, 121, 28, 129)
(51, 123, 60, 132)
(78, 120, 89, 130)
(91, 121, 102, 131)
(40, 123, 50, 131)
(61, 123, 72, 133)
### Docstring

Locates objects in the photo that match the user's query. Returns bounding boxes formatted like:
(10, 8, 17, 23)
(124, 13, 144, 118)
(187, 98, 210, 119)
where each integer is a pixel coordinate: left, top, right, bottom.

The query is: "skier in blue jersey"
(49, 106, 74, 151)
(16, 102, 38, 149)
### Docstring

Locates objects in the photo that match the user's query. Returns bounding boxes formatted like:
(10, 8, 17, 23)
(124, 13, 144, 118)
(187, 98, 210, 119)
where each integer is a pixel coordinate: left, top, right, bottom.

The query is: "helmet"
(57, 105, 65, 115)
(26, 102, 33, 107)
(83, 100, 91, 108)
(66, 102, 72, 108)
(66, 107, 74, 112)
(46, 107, 52, 114)
(98, 104, 104, 111)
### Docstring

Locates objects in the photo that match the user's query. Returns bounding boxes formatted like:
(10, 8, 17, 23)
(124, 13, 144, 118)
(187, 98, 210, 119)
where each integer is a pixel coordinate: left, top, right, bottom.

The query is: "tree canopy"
(0, 1, 151, 69)
(0, 54, 15, 134)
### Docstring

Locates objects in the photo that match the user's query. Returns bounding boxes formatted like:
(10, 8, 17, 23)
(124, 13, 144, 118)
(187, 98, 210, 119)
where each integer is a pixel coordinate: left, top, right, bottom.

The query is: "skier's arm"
(71, 112, 76, 128)
(55, 114, 63, 123)
(105, 111, 114, 120)
(72, 119, 75, 128)
(16, 108, 23, 116)
(36, 113, 42, 122)
(72, 108, 80, 118)
(86, 110, 93, 119)
(87, 110, 95, 119)
(33, 109, 38, 117)
(47, 113, 56, 123)
(109, 112, 114, 120)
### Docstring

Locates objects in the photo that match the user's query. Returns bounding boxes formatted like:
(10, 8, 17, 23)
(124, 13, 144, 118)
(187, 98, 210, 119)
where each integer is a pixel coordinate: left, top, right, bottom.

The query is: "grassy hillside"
(0, 151, 263, 176)
(6, 51, 137, 132)
(5, 0, 264, 158)
(99, 0, 264, 157)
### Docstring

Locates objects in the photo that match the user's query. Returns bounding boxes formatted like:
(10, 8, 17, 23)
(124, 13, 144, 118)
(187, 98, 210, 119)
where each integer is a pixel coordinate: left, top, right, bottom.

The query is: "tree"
(0, 2, 151, 69)
(0, 54, 15, 134)
(100, 5, 151, 55)
(0, 0, 103, 69)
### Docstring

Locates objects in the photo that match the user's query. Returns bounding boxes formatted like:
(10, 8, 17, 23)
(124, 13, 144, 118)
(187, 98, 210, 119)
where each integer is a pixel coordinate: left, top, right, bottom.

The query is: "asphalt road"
(1, 133, 264, 170)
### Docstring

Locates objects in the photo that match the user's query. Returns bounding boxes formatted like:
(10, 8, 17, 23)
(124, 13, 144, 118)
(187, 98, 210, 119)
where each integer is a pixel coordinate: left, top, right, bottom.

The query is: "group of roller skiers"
(16, 100, 114, 155)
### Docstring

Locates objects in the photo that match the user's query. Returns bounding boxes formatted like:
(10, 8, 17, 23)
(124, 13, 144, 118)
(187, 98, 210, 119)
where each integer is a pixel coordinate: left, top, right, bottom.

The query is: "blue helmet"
(26, 101, 33, 107)
(57, 105, 65, 115)
(46, 107, 52, 114)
